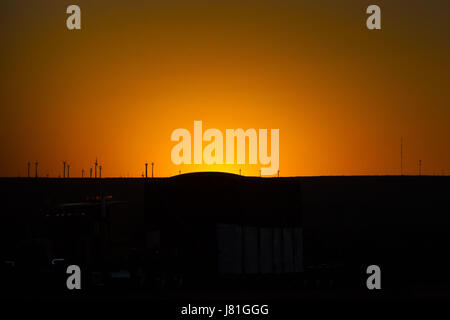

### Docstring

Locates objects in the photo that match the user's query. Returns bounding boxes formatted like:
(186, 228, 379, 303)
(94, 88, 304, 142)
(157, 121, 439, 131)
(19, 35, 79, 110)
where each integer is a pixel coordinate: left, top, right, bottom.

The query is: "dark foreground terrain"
(1, 173, 449, 300)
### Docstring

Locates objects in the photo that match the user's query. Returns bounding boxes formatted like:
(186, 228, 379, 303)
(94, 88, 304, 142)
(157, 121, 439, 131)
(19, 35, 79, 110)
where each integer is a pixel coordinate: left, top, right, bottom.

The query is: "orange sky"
(1, 0, 449, 177)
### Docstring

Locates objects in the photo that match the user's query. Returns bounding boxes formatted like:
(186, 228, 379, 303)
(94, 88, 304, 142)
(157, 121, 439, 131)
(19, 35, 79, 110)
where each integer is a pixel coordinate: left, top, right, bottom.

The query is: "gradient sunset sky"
(1, 0, 449, 177)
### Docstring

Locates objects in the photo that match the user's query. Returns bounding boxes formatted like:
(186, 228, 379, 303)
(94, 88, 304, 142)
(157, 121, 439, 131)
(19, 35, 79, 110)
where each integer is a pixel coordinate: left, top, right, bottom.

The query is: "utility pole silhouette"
(95, 158, 98, 178)
(27, 162, 30, 178)
(400, 137, 403, 176)
(67, 164, 70, 178)
(35, 161, 38, 178)
(90, 168, 92, 178)
(419, 160, 422, 176)
(151, 162, 154, 178)
(278, 170, 280, 178)
(145, 162, 148, 178)
(63, 161, 66, 178)
(99, 165, 102, 179)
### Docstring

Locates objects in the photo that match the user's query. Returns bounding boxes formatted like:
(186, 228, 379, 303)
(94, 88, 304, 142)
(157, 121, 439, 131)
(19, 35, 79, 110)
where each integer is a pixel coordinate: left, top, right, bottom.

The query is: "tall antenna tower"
(400, 137, 403, 176)
(145, 162, 148, 178)
(95, 158, 98, 178)
(67, 164, 70, 178)
(63, 161, 66, 178)
(151, 162, 154, 178)
(27, 162, 30, 178)
(99, 165, 102, 179)
(90, 168, 92, 178)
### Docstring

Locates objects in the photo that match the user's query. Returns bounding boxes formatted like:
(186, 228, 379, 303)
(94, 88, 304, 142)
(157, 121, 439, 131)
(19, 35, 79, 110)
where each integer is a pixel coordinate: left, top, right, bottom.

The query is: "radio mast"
(95, 158, 98, 178)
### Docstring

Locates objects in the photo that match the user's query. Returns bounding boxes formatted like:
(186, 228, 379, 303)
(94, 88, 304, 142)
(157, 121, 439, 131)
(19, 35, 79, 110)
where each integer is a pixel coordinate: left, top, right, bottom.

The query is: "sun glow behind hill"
(1, 1, 449, 177)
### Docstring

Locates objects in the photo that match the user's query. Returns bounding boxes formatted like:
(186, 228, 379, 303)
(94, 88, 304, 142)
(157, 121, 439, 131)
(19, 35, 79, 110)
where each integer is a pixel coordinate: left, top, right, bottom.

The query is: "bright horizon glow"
(1, 1, 449, 178)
